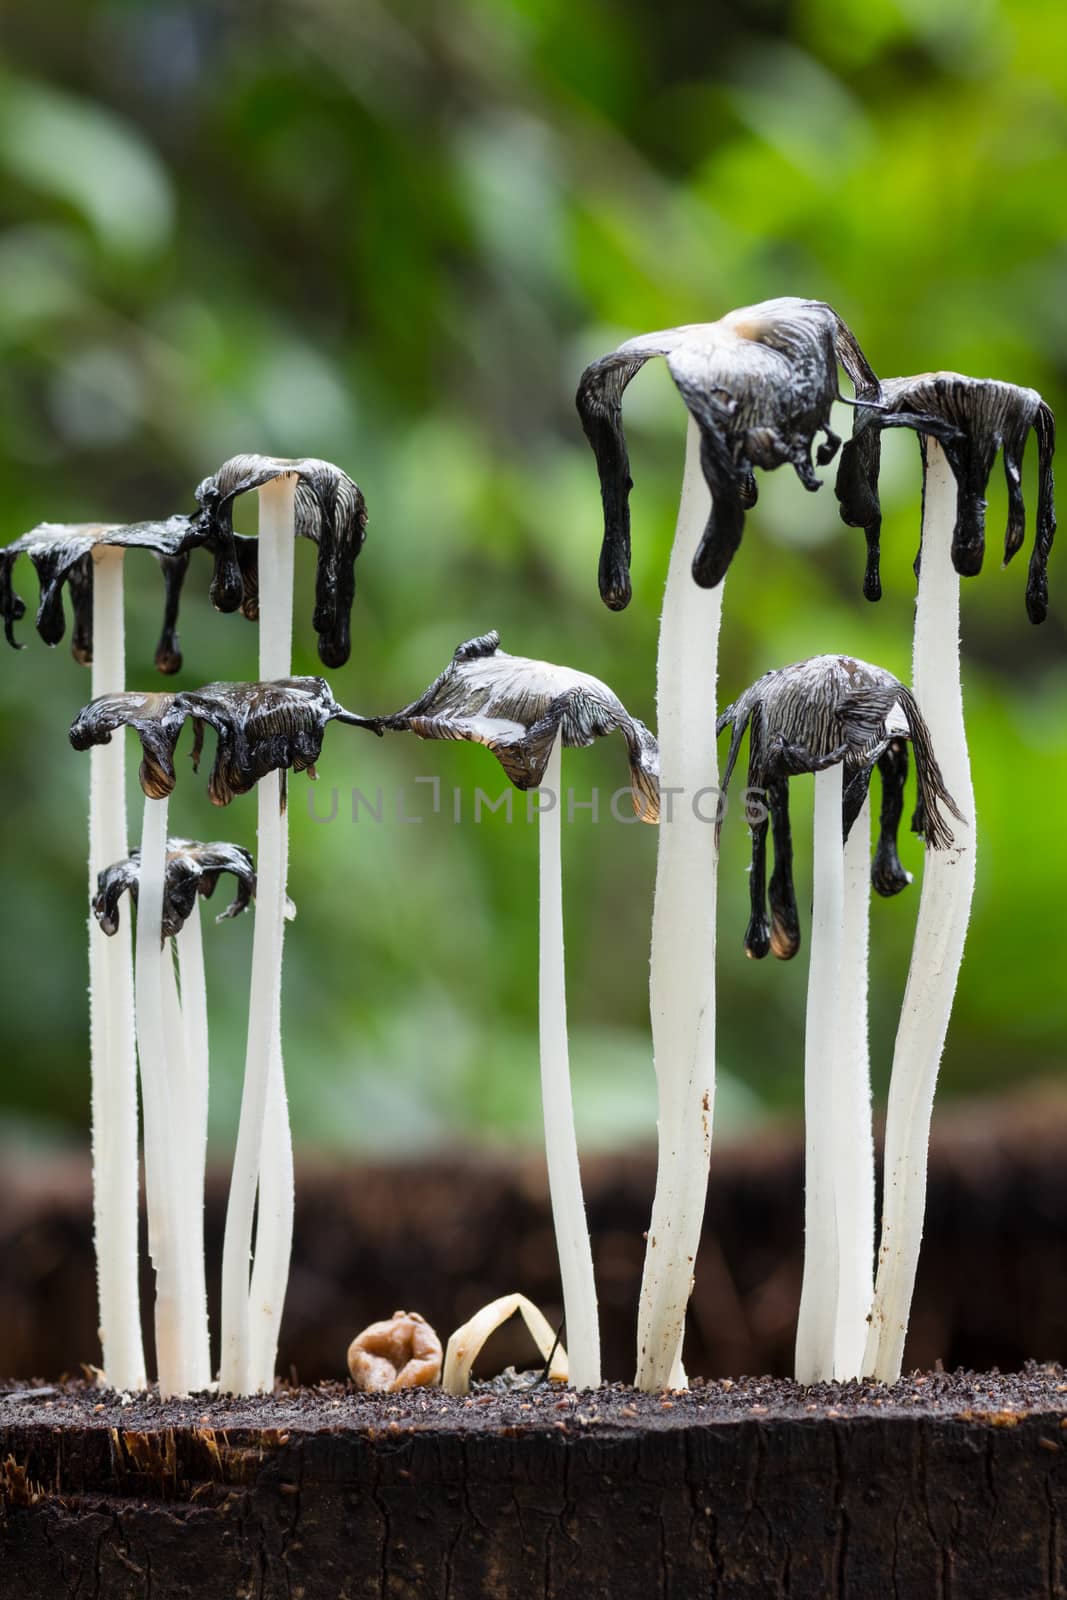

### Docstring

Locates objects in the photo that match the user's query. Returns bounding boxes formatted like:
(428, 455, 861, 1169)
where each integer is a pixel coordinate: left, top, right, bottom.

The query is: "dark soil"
(3, 1362, 1066, 1433)
(3, 1368, 1067, 1598)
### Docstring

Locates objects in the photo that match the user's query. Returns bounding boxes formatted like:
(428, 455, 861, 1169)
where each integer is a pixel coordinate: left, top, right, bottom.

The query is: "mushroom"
(833, 373, 1056, 1381)
(347, 1311, 443, 1392)
(371, 631, 659, 1390)
(71, 676, 365, 1395)
(575, 297, 878, 1391)
(191, 453, 368, 669)
(0, 514, 204, 1393)
(93, 839, 259, 1396)
(717, 655, 960, 1381)
(191, 454, 366, 1396)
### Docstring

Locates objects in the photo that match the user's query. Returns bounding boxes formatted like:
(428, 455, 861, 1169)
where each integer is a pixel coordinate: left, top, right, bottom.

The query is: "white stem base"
(795, 764, 845, 1385)
(864, 440, 976, 1382)
(173, 908, 212, 1391)
(636, 416, 721, 1392)
(538, 735, 601, 1389)
(88, 546, 146, 1390)
(136, 794, 200, 1398)
(832, 793, 874, 1380)
(220, 473, 297, 1395)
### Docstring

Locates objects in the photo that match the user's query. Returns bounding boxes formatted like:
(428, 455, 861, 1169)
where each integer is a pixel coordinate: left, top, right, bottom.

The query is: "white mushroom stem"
(831, 791, 874, 1380)
(537, 732, 601, 1390)
(220, 473, 296, 1394)
(88, 545, 146, 1390)
(135, 794, 198, 1396)
(795, 762, 845, 1384)
(635, 415, 722, 1392)
(247, 1026, 294, 1391)
(864, 439, 976, 1381)
(173, 905, 212, 1390)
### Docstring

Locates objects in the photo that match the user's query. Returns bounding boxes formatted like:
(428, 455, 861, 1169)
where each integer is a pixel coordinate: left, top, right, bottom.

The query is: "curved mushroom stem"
(88, 546, 147, 1390)
(635, 416, 721, 1392)
(136, 794, 198, 1396)
(864, 439, 976, 1381)
(537, 732, 601, 1389)
(795, 763, 845, 1384)
(173, 904, 212, 1390)
(832, 792, 874, 1379)
(220, 474, 296, 1394)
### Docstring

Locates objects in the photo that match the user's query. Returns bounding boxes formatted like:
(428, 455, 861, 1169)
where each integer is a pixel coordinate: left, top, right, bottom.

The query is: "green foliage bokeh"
(0, 0, 1064, 1153)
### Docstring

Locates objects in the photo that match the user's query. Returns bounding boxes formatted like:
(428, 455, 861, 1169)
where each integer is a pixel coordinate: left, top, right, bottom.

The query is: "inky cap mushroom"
(834, 372, 1057, 621)
(368, 631, 660, 819)
(717, 654, 963, 960)
(347, 1311, 443, 1393)
(0, 517, 195, 673)
(576, 297, 878, 609)
(70, 676, 367, 805)
(94, 839, 257, 940)
(191, 454, 368, 666)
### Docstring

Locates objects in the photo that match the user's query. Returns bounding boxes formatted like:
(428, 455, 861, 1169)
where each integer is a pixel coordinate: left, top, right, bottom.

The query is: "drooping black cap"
(70, 676, 369, 805)
(575, 297, 878, 609)
(190, 454, 368, 667)
(369, 631, 660, 820)
(834, 372, 1056, 622)
(94, 839, 257, 940)
(717, 654, 963, 960)
(0, 518, 195, 674)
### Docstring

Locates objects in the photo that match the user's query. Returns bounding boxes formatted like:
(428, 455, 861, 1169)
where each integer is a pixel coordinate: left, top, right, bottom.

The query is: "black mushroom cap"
(70, 676, 370, 806)
(834, 372, 1056, 621)
(0, 517, 195, 674)
(94, 839, 258, 940)
(716, 655, 964, 961)
(367, 630, 660, 820)
(575, 297, 879, 610)
(190, 454, 368, 667)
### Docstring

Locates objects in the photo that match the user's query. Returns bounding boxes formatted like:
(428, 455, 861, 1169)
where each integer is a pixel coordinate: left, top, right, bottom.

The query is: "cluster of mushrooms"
(0, 297, 1055, 1398)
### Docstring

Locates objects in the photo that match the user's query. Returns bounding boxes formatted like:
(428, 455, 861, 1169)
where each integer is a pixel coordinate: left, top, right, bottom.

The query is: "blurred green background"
(0, 0, 1064, 1157)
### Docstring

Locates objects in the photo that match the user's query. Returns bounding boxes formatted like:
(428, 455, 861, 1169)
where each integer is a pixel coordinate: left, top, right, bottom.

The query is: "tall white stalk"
(864, 439, 976, 1381)
(832, 792, 874, 1379)
(87, 545, 146, 1391)
(635, 416, 722, 1392)
(795, 762, 845, 1384)
(220, 474, 296, 1394)
(172, 907, 212, 1390)
(537, 732, 601, 1389)
(135, 793, 199, 1397)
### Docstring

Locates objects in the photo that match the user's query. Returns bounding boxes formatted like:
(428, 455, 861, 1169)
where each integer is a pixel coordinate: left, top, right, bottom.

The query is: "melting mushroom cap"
(576, 297, 878, 609)
(835, 371, 1056, 620)
(70, 676, 367, 805)
(191, 454, 368, 666)
(0, 517, 195, 673)
(93, 839, 257, 940)
(372, 631, 660, 820)
(717, 654, 964, 961)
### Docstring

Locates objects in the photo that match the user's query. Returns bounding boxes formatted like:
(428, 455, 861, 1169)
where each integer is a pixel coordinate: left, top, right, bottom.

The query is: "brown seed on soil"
(346, 1310, 442, 1393)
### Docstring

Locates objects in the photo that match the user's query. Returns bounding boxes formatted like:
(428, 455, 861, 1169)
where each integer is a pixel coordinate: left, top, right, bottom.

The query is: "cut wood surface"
(2, 1369, 1066, 1599)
